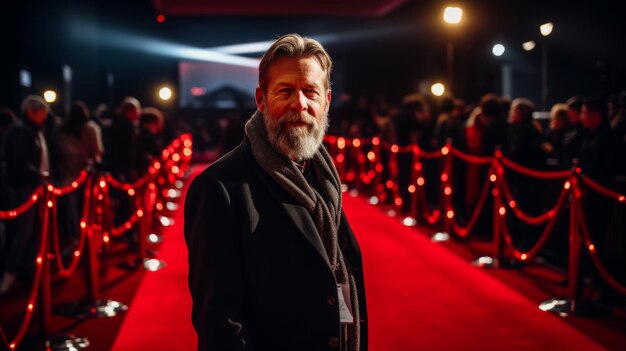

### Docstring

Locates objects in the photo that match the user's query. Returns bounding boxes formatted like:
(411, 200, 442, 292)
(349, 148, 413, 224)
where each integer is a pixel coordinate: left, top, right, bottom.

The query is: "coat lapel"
(243, 140, 332, 270)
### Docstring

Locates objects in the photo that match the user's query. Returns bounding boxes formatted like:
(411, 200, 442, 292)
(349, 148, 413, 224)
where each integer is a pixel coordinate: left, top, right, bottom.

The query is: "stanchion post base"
(56, 299, 128, 319)
(46, 334, 90, 351)
(431, 231, 450, 243)
(470, 256, 498, 268)
(538, 298, 572, 317)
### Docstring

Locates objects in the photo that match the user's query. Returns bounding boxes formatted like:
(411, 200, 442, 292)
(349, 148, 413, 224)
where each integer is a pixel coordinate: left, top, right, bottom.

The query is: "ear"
(255, 86, 265, 111)
(326, 89, 332, 105)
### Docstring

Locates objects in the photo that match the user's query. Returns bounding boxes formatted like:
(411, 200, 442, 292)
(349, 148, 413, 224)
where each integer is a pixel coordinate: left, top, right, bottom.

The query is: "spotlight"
(43, 90, 57, 103)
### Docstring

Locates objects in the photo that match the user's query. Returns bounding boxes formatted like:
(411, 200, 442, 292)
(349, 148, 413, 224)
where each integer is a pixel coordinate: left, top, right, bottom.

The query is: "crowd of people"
(0, 95, 181, 294)
(329, 90, 626, 304)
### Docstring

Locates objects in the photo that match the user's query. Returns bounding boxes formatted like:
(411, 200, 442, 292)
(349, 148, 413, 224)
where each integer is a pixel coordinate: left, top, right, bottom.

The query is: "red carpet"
(111, 166, 604, 350)
(110, 167, 199, 350)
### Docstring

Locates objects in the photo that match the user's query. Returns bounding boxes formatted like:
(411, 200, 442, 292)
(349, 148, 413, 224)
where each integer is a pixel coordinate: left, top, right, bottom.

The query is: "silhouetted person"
(562, 96, 584, 168)
(579, 96, 623, 305)
(0, 96, 50, 294)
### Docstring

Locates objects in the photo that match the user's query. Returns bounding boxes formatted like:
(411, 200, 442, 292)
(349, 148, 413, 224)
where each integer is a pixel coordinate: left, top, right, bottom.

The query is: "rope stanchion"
(0, 189, 47, 350)
(431, 145, 453, 242)
(574, 182, 626, 295)
(0, 186, 44, 220)
(55, 170, 129, 321)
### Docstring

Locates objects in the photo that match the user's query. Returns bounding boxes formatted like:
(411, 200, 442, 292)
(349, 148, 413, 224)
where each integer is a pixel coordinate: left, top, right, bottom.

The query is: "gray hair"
(21, 95, 50, 115)
(258, 33, 332, 91)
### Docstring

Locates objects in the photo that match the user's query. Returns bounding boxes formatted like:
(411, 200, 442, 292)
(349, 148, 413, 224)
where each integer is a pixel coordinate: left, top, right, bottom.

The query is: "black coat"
(184, 138, 368, 351)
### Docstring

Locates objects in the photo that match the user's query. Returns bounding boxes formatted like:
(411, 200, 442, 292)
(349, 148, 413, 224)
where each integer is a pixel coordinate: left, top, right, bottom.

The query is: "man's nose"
(290, 91, 308, 112)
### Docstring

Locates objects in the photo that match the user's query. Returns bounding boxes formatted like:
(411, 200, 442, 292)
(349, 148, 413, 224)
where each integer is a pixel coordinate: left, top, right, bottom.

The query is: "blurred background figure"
(0, 108, 18, 275)
(104, 96, 141, 182)
(52, 100, 105, 260)
(134, 106, 165, 172)
(1, 95, 50, 294)
(543, 103, 570, 169)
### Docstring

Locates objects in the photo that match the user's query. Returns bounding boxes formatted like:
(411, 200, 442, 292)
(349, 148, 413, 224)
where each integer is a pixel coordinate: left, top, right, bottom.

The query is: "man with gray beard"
(184, 34, 367, 351)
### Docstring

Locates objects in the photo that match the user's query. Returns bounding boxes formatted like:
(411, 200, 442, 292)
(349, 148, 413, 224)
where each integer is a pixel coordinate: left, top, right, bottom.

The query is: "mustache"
(278, 112, 316, 125)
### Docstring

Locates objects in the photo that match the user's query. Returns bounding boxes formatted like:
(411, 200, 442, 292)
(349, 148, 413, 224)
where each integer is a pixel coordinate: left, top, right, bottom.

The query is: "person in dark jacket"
(0, 95, 50, 294)
(184, 33, 367, 351)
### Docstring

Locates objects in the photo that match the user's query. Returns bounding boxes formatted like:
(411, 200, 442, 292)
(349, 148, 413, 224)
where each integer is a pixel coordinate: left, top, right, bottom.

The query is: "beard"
(263, 104, 329, 162)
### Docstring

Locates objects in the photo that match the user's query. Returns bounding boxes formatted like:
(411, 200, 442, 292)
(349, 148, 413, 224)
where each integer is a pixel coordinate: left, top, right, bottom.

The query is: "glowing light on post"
(540, 22, 554, 37)
(417, 177, 425, 186)
(564, 181, 571, 190)
(371, 137, 380, 146)
(391, 144, 399, 153)
(28, 303, 34, 312)
(159, 86, 173, 101)
(367, 151, 376, 161)
(43, 90, 57, 103)
(499, 206, 506, 216)
(522, 40, 536, 51)
(443, 7, 463, 24)
(446, 210, 454, 219)
(441, 146, 449, 155)
(408, 185, 416, 193)
(352, 139, 361, 148)
(99, 180, 106, 188)
(588, 244, 595, 252)
(444, 186, 452, 195)
(337, 137, 346, 149)
(128, 188, 135, 196)
(441, 173, 449, 182)
(431, 83, 445, 97)
(490, 174, 497, 182)
(492, 44, 505, 57)
(521, 254, 528, 261)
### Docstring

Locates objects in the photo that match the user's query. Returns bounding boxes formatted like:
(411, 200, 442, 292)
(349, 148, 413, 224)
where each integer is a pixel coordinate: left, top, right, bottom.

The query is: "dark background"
(1, 0, 625, 116)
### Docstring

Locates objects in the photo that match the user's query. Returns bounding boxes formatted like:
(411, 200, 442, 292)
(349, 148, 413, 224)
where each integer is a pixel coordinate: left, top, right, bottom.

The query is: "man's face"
(255, 56, 331, 162)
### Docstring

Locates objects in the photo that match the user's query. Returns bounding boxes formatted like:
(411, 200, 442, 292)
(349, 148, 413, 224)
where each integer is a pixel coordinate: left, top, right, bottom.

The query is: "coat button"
(329, 337, 339, 348)
(327, 296, 336, 305)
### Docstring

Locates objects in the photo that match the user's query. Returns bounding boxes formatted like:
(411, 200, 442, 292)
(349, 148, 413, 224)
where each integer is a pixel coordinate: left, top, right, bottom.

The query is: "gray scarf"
(245, 110, 361, 350)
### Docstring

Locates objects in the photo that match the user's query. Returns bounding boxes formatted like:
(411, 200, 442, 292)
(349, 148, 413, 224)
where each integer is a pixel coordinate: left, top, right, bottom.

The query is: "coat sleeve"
(184, 172, 253, 350)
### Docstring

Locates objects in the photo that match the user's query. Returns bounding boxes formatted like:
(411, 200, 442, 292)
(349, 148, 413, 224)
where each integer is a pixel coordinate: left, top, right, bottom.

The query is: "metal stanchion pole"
(432, 144, 452, 242)
(141, 181, 166, 272)
(37, 184, 90, 350)
(472, 157, 500, 268)
(539, 174, 582, 317)
(56, 172, 128, 320)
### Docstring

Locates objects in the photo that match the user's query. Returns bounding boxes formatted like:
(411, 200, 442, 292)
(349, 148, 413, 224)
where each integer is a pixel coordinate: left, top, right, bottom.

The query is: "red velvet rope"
(449, 146, 492, 165)
(0, 186, 44, 220)
(51, 170, 89, 196)
(451, 168, 493, 237)
(499, 157, 571, 180)
(581, 175, 626, 203)
(51, 177, 92, 277)
(498, 190, 566, 262)
(498, 176, 569, 225)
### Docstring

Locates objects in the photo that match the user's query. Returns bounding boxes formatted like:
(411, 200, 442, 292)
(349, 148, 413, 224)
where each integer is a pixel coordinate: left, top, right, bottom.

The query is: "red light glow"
(156, 14, 165, 23)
